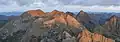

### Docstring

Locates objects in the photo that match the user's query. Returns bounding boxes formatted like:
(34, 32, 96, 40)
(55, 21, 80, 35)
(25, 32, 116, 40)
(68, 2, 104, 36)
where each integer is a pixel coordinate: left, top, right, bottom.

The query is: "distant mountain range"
(0, 15, 20, 28)
(0, 12, 22, 16)
(0, 15, 8, 20)
(0, 15, 19, 20)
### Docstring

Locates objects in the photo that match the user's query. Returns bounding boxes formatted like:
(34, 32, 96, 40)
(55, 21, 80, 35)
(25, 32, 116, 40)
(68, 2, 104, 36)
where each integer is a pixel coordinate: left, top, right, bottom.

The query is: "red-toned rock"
(77, 29, 92, 42)
(92, 32, 114, 42)
(43, 14, 67, 28)
(50, 10, 64, 15)
(66, 12, 74, 16)
(66, 14, 81, 28)
(105, 15, 118, 25)
(77, 29, 115, 42)
(43, 10, 81, 28)
(27, 9, 45, 16)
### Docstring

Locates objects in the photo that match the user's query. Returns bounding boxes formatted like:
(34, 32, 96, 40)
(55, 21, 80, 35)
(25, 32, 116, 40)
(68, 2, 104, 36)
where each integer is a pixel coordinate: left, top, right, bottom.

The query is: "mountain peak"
(105, 15, 118, 24)
(50, 10, 59, 14)
(76, 10, 91, 23)
(80, 10, 84, 12)
(109, 15, 117, 21)
(77, 28, 114, 42)
(50, 10, 64, 15)
(79, 10, 85, 15)
(27, 9, 45, 16)
(66, 12, 74, 16)
(66, 14, 82, 28)
(43, 13, 81, 28)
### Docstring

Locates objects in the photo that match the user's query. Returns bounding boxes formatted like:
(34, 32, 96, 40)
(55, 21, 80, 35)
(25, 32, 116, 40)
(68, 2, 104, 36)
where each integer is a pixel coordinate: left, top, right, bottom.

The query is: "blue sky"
(0, 0, 120, 12)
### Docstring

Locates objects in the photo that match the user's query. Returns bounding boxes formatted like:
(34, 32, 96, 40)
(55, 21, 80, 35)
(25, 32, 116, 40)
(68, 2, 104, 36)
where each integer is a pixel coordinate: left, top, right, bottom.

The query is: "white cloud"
(0, 0, 120, 12)
(63, 5, 120, 12)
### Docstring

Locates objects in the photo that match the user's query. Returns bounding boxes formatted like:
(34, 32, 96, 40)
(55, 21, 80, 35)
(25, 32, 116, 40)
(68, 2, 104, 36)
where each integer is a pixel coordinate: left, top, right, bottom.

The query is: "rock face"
(76, 10, 95, 32)
(66, 12, 76, 18)
(0, 9, 83, 42)
(49, 10, 64, 15)
(105, 15, 118, 25)
(102, 15, 120, 41)
(44, 10, 82, 28)
(76, 10, 91, 21)
(77, 29, 115, 42)
(23, 9, 45, 16)
(93, 15, 120, 42)
(0, 9, 116, 42)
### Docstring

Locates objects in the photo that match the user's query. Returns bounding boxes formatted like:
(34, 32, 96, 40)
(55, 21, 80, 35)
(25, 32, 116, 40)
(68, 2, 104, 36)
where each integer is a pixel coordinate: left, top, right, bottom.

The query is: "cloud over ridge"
(0, 0, 120, 12)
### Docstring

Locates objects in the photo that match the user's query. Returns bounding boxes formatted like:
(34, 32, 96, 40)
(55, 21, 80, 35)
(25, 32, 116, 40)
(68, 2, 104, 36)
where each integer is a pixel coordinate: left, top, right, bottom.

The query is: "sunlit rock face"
(27, 9, 45, 16)
(49, 10, 64, 15)
(105, 15, 118, 25)
(66, 14, 82, 28)
(43, 10, 82, 28)
(77, 29, 115, 42)
(66, 12, 76, 18)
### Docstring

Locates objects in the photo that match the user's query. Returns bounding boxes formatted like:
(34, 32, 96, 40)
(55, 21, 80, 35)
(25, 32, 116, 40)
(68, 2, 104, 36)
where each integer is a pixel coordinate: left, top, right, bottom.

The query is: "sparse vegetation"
(0, 20, 8, 28)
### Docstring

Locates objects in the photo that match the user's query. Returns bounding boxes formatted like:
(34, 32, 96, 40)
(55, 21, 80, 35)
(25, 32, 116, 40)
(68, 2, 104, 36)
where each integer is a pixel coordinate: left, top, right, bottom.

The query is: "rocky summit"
(0, 9, 120, 42)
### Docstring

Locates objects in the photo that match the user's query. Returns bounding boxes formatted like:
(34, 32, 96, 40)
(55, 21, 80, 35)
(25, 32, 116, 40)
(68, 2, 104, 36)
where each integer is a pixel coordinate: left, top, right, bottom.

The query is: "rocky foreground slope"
(0, 9, 120, 42)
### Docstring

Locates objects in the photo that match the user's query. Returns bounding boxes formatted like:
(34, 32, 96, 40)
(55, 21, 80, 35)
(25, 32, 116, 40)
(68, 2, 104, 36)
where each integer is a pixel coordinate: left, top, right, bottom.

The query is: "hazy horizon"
(0, 0, 120, 12)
